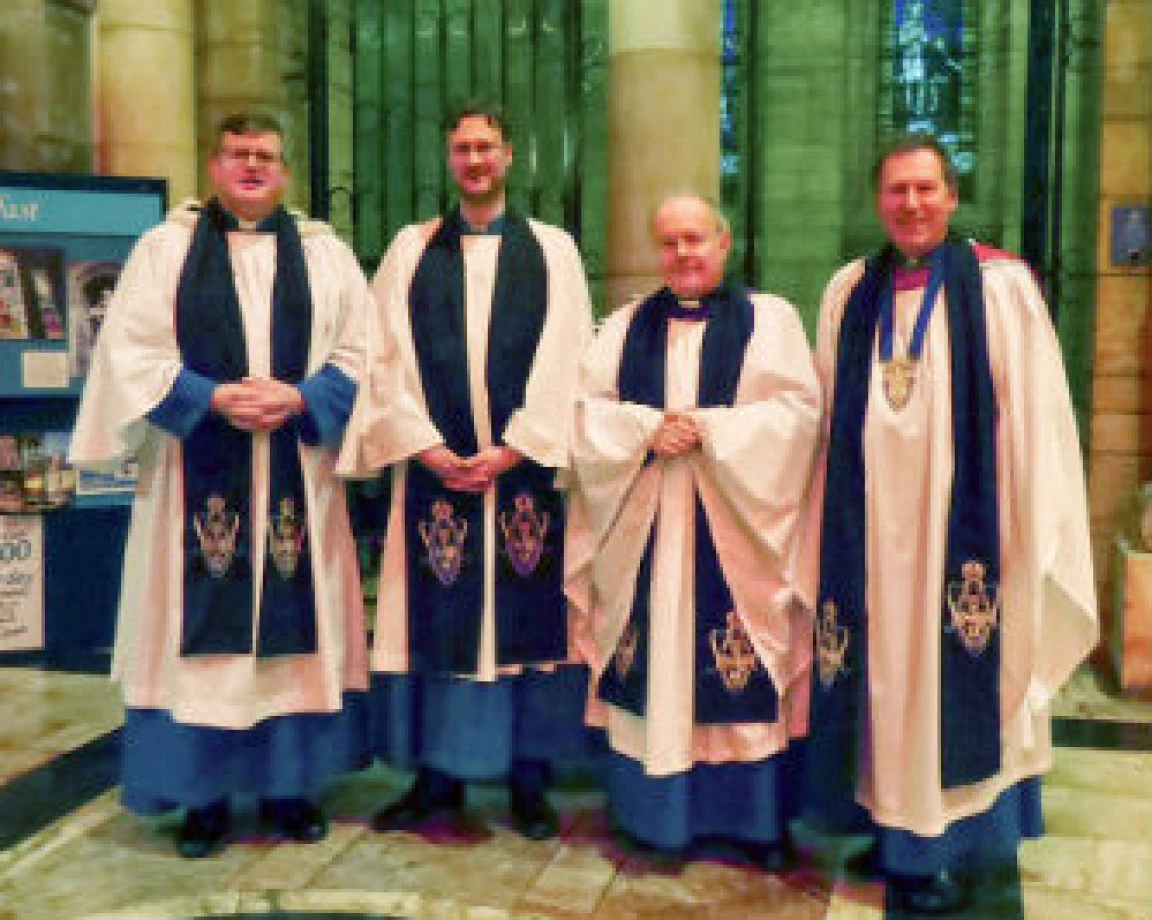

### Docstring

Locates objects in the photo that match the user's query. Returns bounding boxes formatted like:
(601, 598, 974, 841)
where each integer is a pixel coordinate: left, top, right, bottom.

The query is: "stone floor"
(0, 663, 1148, 920)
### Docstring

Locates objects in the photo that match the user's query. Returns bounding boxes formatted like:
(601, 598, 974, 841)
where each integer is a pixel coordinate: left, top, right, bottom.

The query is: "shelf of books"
(1, 172, 165, 654)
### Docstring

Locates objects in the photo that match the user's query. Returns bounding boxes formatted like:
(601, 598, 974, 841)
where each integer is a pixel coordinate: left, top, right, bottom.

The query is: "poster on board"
(0, 514, 43, 651)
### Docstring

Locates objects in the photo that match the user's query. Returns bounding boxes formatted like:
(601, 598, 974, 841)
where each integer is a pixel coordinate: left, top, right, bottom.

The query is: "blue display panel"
(1, 174, 165, 656)
(0, 173, 166, 404)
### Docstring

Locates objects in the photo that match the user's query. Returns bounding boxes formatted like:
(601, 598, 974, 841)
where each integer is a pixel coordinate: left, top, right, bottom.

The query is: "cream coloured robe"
(337, 218, 594, 679)
(812, 253, 1098, 836)
(69, 202, 370, 729)
(565, 293, 822, 778)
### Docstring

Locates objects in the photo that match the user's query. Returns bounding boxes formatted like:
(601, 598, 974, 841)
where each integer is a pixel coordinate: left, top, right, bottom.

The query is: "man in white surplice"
(338, 101, 593, 841)
(566, 194, 821, 866)
(804, 134, 1098, 915)
(69, 113, 371, 858)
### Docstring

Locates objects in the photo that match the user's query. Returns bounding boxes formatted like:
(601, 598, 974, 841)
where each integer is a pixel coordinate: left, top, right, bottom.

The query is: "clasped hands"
(211, 378, 305, 432)
(417, 444, 523, 492)
(649, 410, 702, 458)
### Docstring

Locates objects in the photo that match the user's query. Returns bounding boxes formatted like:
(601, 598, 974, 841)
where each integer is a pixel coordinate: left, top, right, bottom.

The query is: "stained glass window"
(879, 0, 978, 191)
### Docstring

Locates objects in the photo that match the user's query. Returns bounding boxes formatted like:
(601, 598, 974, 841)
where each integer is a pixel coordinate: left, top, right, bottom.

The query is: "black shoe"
(892, 869, 967, 915)
(371, 770, 464, 832)
(176, 800, 230, 859)
(509, 787, 559, 841)
(743, 839, 793, 873)
(842, 842, 879, 877)
(260, 797, 328, 843)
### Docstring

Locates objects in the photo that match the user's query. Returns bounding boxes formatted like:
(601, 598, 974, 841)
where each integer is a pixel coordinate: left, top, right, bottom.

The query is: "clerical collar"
(895, 243, 944, 270)
(892, 244, 945, 290)
(665, 297, 710, 321)
(462, 213, 506, 235)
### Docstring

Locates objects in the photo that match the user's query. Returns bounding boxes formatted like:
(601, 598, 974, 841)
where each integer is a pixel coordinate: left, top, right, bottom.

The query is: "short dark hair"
(215, 113, 284, 151)
(443, 98, 508, 142)
(872, 132, 958, 192)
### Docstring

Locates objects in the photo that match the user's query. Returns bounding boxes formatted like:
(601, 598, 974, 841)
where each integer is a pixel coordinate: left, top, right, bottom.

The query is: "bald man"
(566, 194, 821, 867)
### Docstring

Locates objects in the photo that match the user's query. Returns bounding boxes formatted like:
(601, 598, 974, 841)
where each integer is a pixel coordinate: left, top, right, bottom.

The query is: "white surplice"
(812, 252, 1099, 836)
(69, 202, 370, 729)
(337, 218, 594, 679)
(566, 293, 822, 777)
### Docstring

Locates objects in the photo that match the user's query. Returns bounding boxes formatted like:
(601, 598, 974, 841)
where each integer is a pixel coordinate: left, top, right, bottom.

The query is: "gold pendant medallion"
(882, 356, 916, 410)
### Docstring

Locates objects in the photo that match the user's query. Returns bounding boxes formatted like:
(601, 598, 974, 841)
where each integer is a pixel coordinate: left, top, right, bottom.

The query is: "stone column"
(196, 0, 308, 209)
(95, 0, 196, 203)
(1088, 0, 1152, 685)
(0, 0, 94, 173)
(607, 0, 721, 309)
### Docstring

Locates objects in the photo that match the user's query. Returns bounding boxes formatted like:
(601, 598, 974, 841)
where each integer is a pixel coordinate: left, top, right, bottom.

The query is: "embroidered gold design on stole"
(946, 559, 1000, 655)
(499, 491, 549, 577)
(417, 498, 468, 586)
(193, 493, 241, 578)
(613, 622, 638, 679)
(815, 601, 850, 689)
(268, 496, 306, 578)
(709, 610, 759, 692)
(882, 356, 916, 410)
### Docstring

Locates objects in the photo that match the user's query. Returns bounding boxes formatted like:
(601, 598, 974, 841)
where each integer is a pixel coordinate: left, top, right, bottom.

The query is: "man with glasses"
(70, 113, 373, 858)
(803, 133, 1097, 913)
(339, 99, 593, 840)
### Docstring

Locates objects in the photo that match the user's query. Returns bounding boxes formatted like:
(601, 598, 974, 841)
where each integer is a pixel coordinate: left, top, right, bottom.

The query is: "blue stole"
(404, 207, 566, 674)
(596, 285, 779, 725)
(806, 239, 1001, 819)
(175, 198, 317, 657)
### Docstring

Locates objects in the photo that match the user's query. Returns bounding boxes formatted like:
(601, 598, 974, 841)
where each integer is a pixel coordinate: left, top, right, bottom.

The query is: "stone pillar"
(327, 0, 355, 240)
(0, 0, 94, 173)
(196, 0, 309, 210)
(95, 0, 196, 203)
(1088, 0, 1152, 680)
(607, 0, 721, 309)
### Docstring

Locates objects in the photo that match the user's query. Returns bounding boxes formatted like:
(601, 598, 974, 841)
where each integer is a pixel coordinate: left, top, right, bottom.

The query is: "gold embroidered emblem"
(613, 622, 638, 679)
(418, 497, 468, 586)
(815, 600, 850, 689)
(946, 559, 999, 655)
(193, 493, 240, 578)
(708, 610, 759, 693)
(499, 491, 549, 577)
(882, 356, 916, 410)
(268, 496, 306, 578)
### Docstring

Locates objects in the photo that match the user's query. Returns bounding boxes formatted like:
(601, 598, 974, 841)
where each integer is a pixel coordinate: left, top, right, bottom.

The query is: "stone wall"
(1089, 0, 1152, 639)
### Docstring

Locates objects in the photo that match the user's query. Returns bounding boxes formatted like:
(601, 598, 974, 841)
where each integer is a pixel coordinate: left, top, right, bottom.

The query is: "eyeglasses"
(220, 148, 282, 167)
(449, 141, 501, 158)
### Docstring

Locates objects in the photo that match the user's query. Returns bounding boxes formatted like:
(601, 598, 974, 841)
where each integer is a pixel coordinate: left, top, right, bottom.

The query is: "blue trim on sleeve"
(146, 368, 216, 438)
(295, 364, 357, 447)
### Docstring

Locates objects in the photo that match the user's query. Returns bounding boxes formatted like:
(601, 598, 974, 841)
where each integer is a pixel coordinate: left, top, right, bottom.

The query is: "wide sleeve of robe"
(983, 259, 1098, 722)
(336, 224, 444, 476)
(501, 222, 595, 469)
(566, 294, 823, 701)
(68, 219, 193, 467)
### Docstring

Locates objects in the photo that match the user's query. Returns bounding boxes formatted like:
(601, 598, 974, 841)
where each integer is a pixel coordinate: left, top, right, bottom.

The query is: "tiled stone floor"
(0, 665, 1148, 920)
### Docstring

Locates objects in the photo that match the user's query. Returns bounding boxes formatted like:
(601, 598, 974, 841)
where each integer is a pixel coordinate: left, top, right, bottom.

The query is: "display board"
(1, 173, 165, 655)
(0, 172, 166, 506)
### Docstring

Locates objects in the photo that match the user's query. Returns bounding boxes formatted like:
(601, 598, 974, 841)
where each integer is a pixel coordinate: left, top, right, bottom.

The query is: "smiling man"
(803, 133, 1098, 914)
(70, 113, 372, 858)
(565, 193, 821, 867)
(338, 100, 593, 840)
